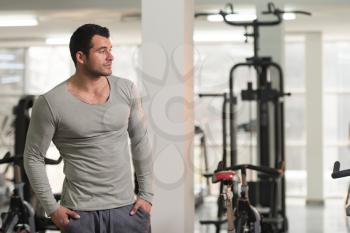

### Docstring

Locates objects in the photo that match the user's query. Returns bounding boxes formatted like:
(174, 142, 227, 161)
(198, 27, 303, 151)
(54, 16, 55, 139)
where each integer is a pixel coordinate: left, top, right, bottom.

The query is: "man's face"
(84, 35, 114, 77)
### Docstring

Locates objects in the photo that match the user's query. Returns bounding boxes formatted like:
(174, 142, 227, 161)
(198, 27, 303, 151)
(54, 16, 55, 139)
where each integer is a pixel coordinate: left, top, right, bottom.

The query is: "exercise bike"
(0, 96, 62, 233)
(213, 161, 285, 233)
(331, 161, 350, 230)
(332, 161, 350, 214)
(0, 151, 62, 233)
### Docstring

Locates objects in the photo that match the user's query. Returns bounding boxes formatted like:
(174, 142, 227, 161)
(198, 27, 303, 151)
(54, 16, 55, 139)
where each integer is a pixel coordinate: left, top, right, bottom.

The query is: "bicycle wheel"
(235, 215, 248, 233)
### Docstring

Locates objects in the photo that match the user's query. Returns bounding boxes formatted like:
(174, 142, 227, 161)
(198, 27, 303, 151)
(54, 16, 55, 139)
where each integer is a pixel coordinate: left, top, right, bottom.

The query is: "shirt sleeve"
(23, 95, 60, 215)
(127, 83, 154, 204)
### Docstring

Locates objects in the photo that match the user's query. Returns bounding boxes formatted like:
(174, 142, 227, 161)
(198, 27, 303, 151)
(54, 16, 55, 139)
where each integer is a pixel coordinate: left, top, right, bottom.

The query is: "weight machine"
(196, 2, 310, 232)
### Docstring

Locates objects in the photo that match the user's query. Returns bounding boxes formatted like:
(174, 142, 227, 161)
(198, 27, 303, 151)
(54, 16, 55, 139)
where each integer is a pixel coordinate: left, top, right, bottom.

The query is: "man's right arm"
(24, 96, 80, 230)
(23, 95, 60, 215)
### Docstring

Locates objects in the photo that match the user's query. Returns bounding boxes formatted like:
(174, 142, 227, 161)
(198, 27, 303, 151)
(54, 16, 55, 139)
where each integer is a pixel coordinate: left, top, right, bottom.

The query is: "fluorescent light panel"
(227, 14, 257, 21)
(207, 12, 296, 22)
(207, 15, 224, 22)
(207, 13, 257, 22)
(194, 32, 246, 42)
(0, 15, 38, 27)
(283, 13, 296, 20)
(46, 37, 70, 45)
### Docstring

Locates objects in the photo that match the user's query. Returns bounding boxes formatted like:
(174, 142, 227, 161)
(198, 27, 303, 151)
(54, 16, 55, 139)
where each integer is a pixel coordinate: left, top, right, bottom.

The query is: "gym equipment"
(223, 4, 290, 230)
(212, 161, 285, 233)
(0, 152, 61, 233)
(196, 2, 310, 232)
(198, 92, 233, 233)
(0, 96, 62, 233)
(213, 169, 236, 233)
(332, 161, 350, 216)
(331, 161, 350, 230)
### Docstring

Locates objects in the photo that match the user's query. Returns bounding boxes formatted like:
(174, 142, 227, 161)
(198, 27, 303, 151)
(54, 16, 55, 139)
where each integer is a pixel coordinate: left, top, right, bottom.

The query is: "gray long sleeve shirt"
(23, 76, 153, 215)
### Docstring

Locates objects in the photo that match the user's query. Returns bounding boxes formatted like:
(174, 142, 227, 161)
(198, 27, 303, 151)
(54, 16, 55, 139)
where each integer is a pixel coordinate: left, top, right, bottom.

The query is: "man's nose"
(107, 51, 114, 61)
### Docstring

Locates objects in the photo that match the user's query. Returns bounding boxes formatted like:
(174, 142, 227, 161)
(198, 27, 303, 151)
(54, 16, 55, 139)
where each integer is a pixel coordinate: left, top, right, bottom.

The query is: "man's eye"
(97, 48, 112, 54)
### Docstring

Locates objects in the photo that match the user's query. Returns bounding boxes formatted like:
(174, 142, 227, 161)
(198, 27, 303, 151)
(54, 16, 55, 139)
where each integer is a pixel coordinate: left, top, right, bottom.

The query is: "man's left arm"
(127, 82, 153, 214)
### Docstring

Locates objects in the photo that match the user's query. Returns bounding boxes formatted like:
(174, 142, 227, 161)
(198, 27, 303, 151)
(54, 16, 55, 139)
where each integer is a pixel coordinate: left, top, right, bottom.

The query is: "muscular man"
(23, 24, 153, 233)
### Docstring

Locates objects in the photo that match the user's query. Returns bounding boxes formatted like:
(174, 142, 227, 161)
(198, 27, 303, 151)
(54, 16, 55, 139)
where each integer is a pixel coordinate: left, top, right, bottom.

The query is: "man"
(23, 24, 153, 233)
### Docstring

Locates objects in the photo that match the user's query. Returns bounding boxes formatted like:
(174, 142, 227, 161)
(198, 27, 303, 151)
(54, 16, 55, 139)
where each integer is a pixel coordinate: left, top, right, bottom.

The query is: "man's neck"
(66, 72, 111, 105)
(69, 73, 108, 93)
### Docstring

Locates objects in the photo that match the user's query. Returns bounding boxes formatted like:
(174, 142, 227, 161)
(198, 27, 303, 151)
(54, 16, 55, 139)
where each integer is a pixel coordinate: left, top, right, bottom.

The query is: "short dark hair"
(69, 24, 110, 65)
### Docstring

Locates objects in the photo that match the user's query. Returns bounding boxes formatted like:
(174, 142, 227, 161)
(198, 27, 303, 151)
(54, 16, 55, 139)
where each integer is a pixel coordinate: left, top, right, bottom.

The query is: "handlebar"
(215, 161, 285, 178)
(331, 161, 350, 179)
(0, 152, 12, 164)
(219, 10, 282, 27)
(218, 2, 310, 27)
(262, 3, 311, 16)
(198, 93, 227, 98)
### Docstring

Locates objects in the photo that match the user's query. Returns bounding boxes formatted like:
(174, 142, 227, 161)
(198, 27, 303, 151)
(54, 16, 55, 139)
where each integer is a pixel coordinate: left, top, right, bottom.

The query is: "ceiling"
(0, 0, 349, 46)
(0, 0, 349, 11)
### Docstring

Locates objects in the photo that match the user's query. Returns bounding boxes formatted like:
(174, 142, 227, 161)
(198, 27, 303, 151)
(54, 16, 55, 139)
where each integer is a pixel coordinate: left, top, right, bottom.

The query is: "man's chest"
(55, 102, 131, 138)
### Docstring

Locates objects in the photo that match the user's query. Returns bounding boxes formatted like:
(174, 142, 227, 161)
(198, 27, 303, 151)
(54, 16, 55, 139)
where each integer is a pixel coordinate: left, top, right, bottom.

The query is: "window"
(0, 48, 25, 155)
(323, 41, 350, 197)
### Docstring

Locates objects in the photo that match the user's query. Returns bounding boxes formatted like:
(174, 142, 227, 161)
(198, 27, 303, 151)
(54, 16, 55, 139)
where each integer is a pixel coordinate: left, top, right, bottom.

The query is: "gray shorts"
(63, 204, 151, 233)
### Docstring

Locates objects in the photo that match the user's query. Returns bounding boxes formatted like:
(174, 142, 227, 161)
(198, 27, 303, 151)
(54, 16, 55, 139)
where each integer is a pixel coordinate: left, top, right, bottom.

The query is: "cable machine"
(196, 2, 310, 232)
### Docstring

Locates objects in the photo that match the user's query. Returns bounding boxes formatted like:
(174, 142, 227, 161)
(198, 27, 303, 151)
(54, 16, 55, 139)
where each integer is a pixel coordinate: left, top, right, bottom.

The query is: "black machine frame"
(196, 2, 311, 233)
(0, 96, 62, 233)
(212, 162, 285, 233)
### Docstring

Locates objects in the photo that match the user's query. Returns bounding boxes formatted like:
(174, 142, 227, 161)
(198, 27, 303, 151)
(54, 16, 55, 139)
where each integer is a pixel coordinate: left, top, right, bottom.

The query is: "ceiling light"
(193, 31, 246, 42)
(0, 15, 38, 27)
(207, 13, 257, 22)
(45, 37, 70, 45)
(227, 14, 257, 21)
(207, 15, 224, 22)
(207, 12, 296, 22)
(283, 13, 296, 20)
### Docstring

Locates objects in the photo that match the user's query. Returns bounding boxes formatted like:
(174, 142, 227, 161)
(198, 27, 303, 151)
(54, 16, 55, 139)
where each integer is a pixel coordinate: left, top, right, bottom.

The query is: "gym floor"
(42, 197, 347, 232)
(195, 197, 348, 233)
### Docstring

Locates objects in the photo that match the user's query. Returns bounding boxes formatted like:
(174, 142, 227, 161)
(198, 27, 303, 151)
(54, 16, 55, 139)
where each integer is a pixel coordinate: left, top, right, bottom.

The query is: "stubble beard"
(86, 66, 112, 77)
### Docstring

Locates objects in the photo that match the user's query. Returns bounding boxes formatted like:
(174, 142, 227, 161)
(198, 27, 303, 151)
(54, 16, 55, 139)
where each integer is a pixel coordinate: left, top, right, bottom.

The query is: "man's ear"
(76, 51, 87, 65)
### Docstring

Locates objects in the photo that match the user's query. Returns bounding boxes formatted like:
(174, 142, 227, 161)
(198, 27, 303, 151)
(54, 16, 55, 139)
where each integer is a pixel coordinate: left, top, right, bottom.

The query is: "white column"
(141, 1, 194, 233)
(305, 32, 324, 205)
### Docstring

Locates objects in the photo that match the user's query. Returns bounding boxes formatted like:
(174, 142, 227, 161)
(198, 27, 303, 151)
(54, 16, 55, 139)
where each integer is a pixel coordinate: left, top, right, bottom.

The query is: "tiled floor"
(195, 196, 349, 233)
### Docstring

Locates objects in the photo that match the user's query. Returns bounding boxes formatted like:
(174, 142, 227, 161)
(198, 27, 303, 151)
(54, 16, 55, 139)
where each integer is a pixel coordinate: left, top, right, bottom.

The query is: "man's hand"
(130, 198, 152, 216)
(49, 206, 80, 230)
